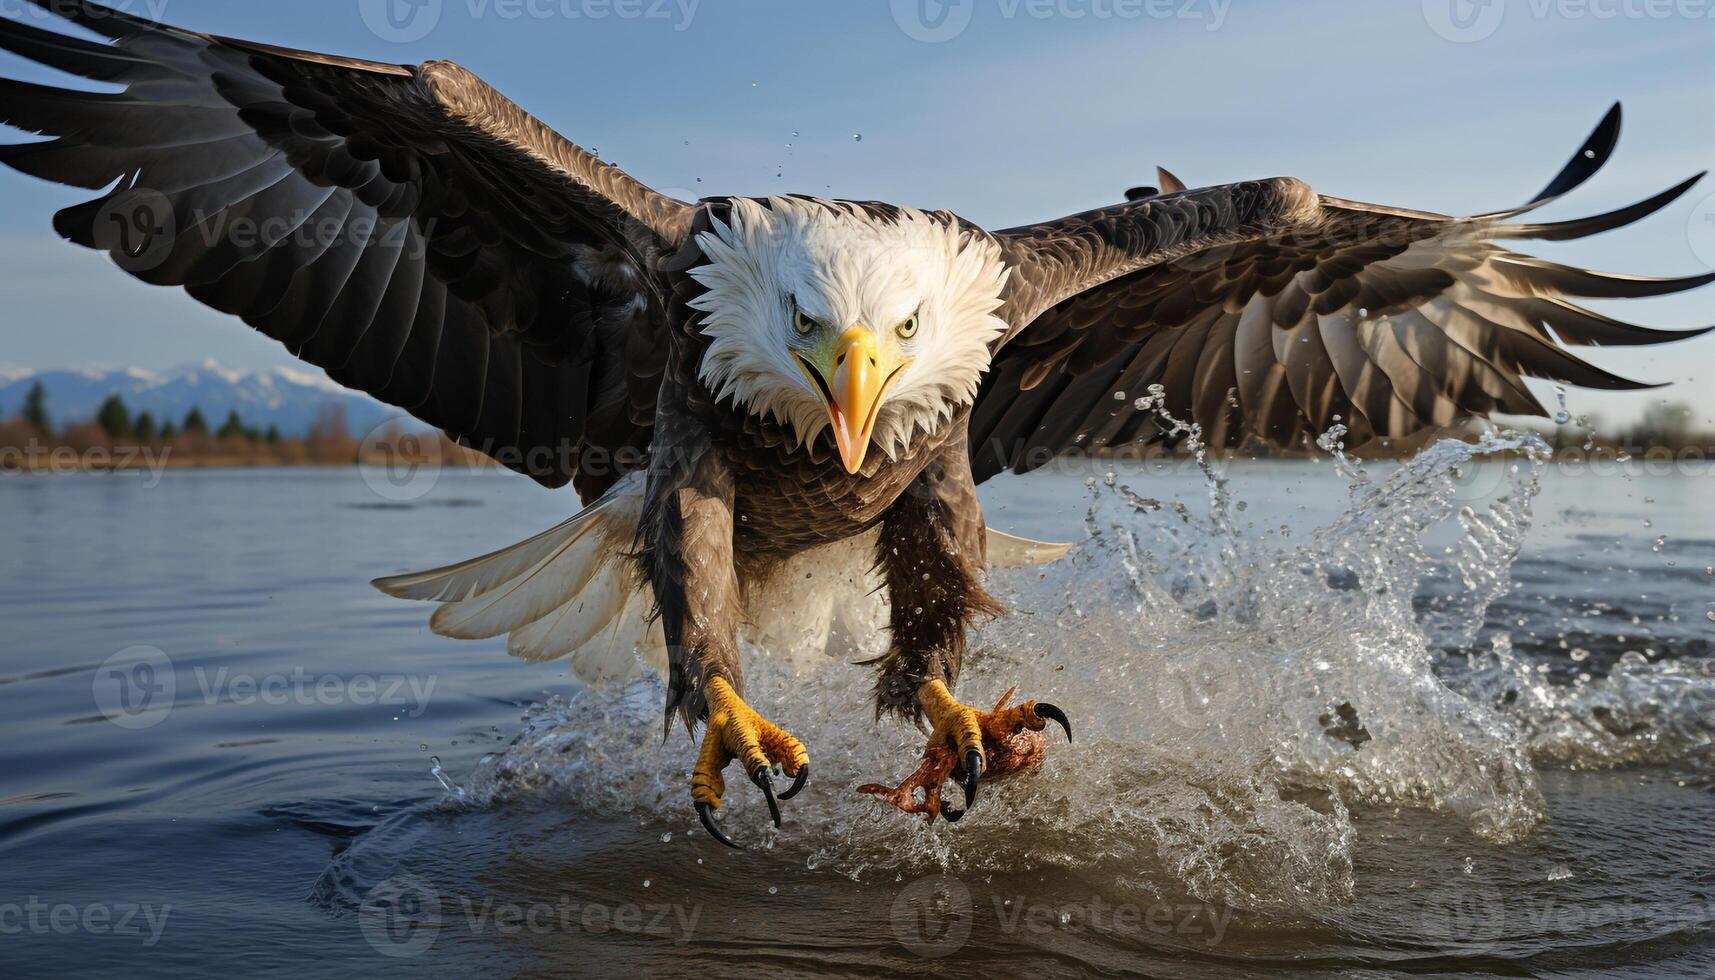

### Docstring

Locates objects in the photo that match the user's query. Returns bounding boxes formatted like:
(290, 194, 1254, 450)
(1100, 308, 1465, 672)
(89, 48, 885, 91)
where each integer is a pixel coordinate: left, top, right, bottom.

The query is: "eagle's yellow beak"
(796, 325, 904, 474)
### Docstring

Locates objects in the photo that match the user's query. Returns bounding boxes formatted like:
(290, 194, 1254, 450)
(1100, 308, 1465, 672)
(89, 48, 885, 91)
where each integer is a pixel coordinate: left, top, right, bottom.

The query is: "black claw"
(1034, 702, 1073, 742)
(696, 802, 741, 850)
(962, 749, 982, 809)
(779, 764, 810, 801)
(752, 768, 782, 829)
(939, 800, 966, 823)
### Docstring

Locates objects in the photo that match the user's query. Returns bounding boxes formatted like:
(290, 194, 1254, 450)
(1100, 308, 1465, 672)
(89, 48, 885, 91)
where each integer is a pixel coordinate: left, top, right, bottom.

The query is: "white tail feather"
(427, 522, 611, 640)
(372, 473, 653, 683)
(373, 471, 1072, 687)
(370, 491, 621, 602)
(985, 528, 1074, 569)
(505, 560, 629, 663)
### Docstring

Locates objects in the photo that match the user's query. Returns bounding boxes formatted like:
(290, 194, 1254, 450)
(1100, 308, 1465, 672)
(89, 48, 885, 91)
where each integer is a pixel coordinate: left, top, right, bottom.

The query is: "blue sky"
(1, 0, 1711, 428)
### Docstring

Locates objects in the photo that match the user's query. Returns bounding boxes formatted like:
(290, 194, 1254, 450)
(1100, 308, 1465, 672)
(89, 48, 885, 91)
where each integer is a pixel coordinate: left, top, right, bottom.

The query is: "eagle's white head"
(687, 196, 1010, 472)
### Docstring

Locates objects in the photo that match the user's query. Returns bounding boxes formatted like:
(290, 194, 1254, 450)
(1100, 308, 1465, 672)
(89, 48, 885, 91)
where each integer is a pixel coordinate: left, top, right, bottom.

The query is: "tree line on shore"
(0, 381, 485, 470)
(5, 379, 1712, 471)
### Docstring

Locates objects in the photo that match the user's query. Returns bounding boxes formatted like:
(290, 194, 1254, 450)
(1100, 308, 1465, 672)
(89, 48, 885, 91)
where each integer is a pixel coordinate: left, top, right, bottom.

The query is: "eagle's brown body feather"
(642, 213, 999, 729)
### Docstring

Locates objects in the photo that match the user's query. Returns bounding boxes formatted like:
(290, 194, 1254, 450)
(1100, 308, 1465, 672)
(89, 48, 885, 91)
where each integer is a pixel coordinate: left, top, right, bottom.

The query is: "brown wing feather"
(0, 0, 692, 498)
(974, 105, 1712, 482)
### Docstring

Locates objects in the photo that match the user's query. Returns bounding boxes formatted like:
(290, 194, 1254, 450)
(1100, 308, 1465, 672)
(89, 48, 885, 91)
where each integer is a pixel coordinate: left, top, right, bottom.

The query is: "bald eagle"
(4, 1, 1709, 845)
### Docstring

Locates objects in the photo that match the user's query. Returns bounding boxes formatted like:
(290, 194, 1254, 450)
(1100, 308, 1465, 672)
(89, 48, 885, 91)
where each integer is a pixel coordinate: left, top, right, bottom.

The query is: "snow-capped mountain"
(0, 360, 401, 436)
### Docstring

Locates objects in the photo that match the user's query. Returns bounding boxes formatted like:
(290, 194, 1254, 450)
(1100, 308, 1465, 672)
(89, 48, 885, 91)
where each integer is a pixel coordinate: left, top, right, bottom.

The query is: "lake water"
(1, 439, 1711, 977)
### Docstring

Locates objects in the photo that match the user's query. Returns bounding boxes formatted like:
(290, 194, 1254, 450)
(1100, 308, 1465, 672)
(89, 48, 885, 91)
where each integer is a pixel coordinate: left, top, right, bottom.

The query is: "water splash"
(1455, 640, 1715, 770)
(429, 755, 464, 802)
(430, 415, 1707, 911)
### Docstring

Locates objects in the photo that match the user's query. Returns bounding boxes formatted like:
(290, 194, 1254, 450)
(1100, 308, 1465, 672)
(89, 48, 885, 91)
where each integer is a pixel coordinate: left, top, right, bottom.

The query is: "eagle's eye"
(895, 314, 919, 340)
(792, 305, 816, 336)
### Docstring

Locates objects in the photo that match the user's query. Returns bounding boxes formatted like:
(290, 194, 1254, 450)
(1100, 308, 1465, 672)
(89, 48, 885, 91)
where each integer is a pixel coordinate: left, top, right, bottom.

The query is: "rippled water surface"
(1, 443, 1711, 977)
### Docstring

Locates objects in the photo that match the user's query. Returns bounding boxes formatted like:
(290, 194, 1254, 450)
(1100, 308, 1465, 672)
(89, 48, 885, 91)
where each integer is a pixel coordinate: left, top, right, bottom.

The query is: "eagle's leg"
(639, 416, 810, 848)
(861, 437, 1071, 822)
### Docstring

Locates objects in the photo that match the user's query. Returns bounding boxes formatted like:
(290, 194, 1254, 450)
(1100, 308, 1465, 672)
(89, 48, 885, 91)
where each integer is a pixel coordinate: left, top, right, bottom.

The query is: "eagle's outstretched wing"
(0, 0, 693, 497)
(974, 105, 1712, 481)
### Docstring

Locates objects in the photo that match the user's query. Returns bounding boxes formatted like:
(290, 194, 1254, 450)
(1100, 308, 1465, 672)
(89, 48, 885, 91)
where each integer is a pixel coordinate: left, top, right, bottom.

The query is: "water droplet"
(1554, 410, 1571, 425)
(768, 885, 779, 894)
(851, 133, 862, 142)
(643, 879, 652, 888)
(1113, 390, 1126, 401)
(660, 832, 672, 843)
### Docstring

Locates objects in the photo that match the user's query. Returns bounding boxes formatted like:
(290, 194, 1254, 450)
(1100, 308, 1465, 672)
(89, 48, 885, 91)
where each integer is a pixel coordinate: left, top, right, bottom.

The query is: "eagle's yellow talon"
(691, 676, 810, 849)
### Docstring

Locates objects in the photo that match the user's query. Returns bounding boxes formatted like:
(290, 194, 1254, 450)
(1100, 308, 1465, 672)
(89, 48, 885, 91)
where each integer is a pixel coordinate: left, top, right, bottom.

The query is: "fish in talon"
(859, 687, 1069, 823)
